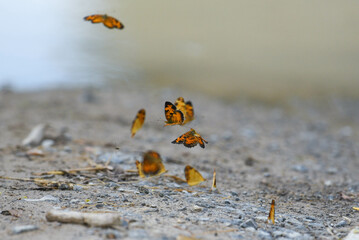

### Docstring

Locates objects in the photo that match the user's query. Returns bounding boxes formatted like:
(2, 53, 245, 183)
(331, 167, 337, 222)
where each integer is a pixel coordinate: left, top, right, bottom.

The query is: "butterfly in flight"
(164, 101, 184, 126)
(184, 165, 205, 186)
(175, 97, 194, 124)
(84, 14, 124, 29)
(136, 151, 166, 178)
(172, 128, 208, 148)
(131, 109, 145, 138)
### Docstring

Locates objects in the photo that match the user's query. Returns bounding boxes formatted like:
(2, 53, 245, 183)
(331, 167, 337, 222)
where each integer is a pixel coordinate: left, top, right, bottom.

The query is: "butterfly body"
(84, 14, 124, 29)
(172, 128, 208, 148)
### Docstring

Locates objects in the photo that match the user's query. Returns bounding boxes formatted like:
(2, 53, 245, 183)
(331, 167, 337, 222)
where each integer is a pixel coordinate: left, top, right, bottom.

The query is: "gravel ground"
(0, 87, 358, 240)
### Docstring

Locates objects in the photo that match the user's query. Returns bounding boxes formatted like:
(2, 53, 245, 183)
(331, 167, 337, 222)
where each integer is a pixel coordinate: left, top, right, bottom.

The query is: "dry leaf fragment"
(353, 207, 359, 211)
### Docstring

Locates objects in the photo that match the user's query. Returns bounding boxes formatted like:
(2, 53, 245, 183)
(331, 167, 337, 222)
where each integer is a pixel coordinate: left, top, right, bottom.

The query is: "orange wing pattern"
(131, 109, 145, 138)
(267, 199, 275, 224)
(175, 97, 186, 116)
(174, 97, 194, 125)
(84, 14, 124, 29)
(183, 101, 194, 124)
(171, 128, 208, 148)
(164, 101, 184, 126)
(136, 151, 166, 178)
(184, 165, 205, 186)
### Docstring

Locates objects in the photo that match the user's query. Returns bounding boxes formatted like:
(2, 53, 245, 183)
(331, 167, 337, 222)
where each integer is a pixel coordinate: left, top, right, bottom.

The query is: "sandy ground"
(0, 86, 358, 240)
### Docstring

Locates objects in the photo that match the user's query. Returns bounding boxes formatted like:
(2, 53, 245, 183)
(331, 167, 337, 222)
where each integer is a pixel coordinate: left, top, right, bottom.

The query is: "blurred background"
(1, 0, 359, 101)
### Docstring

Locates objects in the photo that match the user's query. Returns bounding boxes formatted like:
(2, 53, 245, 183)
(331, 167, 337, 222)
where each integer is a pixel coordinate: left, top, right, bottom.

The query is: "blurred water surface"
(1, 1, 359, 100)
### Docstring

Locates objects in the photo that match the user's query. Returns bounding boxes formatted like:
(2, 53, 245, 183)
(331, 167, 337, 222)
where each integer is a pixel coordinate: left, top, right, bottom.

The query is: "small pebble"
(70, 199, 80, 204)
(143, 208, 159, 213)
(272, 229, 301, 239)
(73, 185, 83, 191)
(286, 218, 303, 226)
(192, 205, 203, 212)
(326, 167, 338, 175)
(11, 225, 38, 235)
(138, 186, 149, 194)
(303, 216, 316, 222)
(292, 165, 309, 173)
(240, 219, 258, 230)
(335, 220, 348, 228)
(257, 229, 273, 240)
(128, 229, 149, 239)
(338, 126, 352, 137)
(63, 146, 72, 153)
(42, 139, 55, 150)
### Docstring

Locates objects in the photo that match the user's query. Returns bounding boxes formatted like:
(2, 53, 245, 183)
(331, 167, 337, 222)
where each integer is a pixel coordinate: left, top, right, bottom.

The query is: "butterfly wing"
(171, 130, 191, 145)
(84, 15, 105, 23)
(131, 109, 145, 138)
(197, 136, 208, 148)
(211, 169, 217, 190)
(175, 97, 186, 116)
(142, 151, 166, 176)
(165, 101, 184, 126)
(268, 200, 275, 224)
(183, 101, 194, 124)
(184, 165, 205, 186)
(103, 16, 124, 29)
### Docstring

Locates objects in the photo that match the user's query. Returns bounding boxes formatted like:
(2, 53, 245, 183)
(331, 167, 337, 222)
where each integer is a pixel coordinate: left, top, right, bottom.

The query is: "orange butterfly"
(175, 97, 194, 125)
(267, 199, 275, 224)
(84, 14, 124, 29)
(184, 165, 205, 186)
(171, 128, 208, 148)
(131, 109, 145, 138)
(164, 101, 184, 126)
(136, 151, 166, 178)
